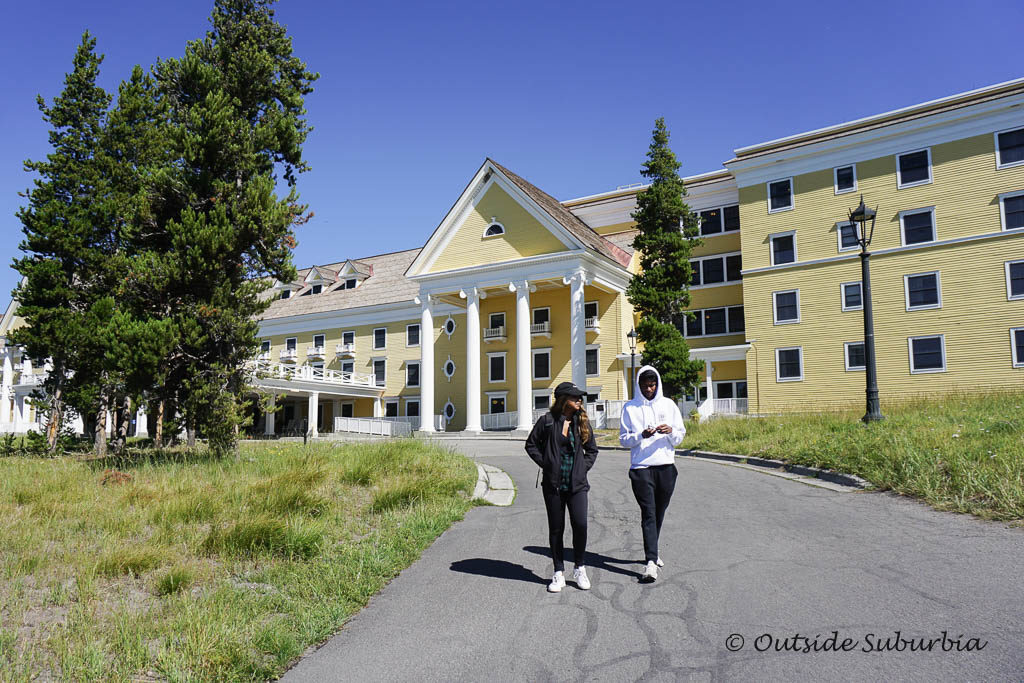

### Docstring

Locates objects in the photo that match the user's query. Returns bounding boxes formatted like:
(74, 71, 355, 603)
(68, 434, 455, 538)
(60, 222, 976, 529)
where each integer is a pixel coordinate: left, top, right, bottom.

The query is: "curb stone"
(473, 463, 516, 506)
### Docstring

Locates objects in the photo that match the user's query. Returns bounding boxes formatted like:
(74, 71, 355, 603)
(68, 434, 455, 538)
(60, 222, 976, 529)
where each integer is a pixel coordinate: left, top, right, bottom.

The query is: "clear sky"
(2, 0, 1021, 300)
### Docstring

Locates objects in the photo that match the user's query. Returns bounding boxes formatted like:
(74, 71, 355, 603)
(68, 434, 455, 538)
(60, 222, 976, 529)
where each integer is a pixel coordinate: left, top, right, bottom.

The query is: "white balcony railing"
(335, 342, 355, 358)
(530, 321, 551, 336)
(247, 360, 376, 388)
(334, 417, 411, 437)
(483, 325, 506, 342)
(481, 411, 518, 430)
(584, 316, 600, 333)
(380, 415, 446, 431)
(280, 348, 298, 362)
(712, 398, 748, 415)
(306, 345, 326, 360)
(257, 350, 271, 362)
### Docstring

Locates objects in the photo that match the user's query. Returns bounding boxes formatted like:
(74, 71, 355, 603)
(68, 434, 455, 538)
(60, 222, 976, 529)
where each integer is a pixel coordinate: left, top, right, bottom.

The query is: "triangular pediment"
(407, 160, 593, 277)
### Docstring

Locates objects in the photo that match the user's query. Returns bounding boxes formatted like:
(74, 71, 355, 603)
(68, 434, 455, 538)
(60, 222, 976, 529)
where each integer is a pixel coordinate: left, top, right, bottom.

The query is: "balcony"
(280, 348, 298, 362)
(335, 342, 355, 358)
(530, 321, 551, 338)
(256, 350, 271, 362)
(585, 316, 600, 334)
(483, 325, 506, 343)
(306, 345, 326, 360)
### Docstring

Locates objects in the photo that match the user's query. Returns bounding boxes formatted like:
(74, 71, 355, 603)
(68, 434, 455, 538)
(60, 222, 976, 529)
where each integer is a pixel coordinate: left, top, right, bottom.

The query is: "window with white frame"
(405, 399, 420, 417)
(773, 290, 800, 324)
(1012, 328, 1024, 368)
(841, 282, 863, 311)
(533, 307, 549, 325)
(406, 323, 420, 347)
(342, 330, 355, 346)
(897, 149, 932, 188)
(770, 231, 796, 265)
(899, 207, 936, 246)
(260, 340, 270, 355)
(999, 190, 1024, 231)
(443, 401, 456, 421)
(312, 333, 325, 350)
(585, 346, 599, 376)
(767, 178, 793, 212)
(484, 221, 505, 237)
(1007, 260, 1024, 300)
(584, 301, 598, 321)
(690, 252, 742, 287)
(533, 390, 551, 410)
(373, 327, 386, 350)
(488, 352, 506, 383)
(373, 359, 386, 386)
(834, 164, 857, 194)
(703, 380, 748, 399)
(489, 312, 505, 330)
(487, 393, 507, 414)
(444, 358, 456, 378)
(311, 284, 322, 294)
(286, 337, 297, 351)
(406, 361, 420, 387)
(385, 399, 399, 417)
(775, 347, 803, 382)
(341, 360, 354, 374)
(698, 204, 741, 236)
(837, 221, 860, 252)
(533, 348, 551, 380)
(996, 127, 1024, 169)
(345, 278, 358, 289)
(280, 290, 291, 300)
(681, 306, 744, 337)
(844, 342, 866, 371)
(904, 272, 941, 311)
(909, 335, 945, 373)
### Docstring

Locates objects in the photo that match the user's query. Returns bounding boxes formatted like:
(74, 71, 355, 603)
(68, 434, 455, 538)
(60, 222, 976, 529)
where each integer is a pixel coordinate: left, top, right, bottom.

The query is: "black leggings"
(542, 488, 588, 572)
(629, 464, 678, 563)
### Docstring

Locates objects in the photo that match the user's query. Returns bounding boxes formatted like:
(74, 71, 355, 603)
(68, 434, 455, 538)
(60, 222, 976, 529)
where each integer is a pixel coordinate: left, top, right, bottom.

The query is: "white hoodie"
(619, 365, 685, 469)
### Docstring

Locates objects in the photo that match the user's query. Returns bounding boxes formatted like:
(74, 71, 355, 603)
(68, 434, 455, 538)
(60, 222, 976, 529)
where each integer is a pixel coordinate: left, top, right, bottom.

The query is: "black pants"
(629, 464, 678, 563)
(542, 487, 588, 572)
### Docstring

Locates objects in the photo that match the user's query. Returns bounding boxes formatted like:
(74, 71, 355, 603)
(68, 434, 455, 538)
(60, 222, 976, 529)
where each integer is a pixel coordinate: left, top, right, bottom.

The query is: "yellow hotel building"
(1, 79, 1023, 435)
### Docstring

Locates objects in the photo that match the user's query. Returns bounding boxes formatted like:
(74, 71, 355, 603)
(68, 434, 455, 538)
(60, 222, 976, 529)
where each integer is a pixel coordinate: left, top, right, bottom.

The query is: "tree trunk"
(94, 404, 107, 457)
(186, 416, 196, 448)
(154, 400, 164, 447)
(114, 397, 130, 452)
(46, 386, 63, 452)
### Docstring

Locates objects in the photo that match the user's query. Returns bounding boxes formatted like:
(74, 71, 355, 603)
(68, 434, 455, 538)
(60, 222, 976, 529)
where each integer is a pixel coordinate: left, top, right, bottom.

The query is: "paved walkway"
(284, 440, 1024, 682)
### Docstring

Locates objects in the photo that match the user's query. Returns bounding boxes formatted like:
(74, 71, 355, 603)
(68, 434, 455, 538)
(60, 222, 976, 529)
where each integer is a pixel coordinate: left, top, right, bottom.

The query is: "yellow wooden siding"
(739, 133, 1024, 270)
(427, 184, 569, 273)
(433, 312, 467, 430)
(687, 283, 744, 310)
(594, 221, 635, 236)
(690, 232, 741, 258)
(707, 359, 746, 382)
(742, 235, 1024, 413)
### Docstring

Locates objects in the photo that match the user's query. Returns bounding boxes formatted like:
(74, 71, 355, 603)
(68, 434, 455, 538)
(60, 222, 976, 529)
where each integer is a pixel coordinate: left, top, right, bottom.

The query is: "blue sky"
(2, 0, 1021, 299)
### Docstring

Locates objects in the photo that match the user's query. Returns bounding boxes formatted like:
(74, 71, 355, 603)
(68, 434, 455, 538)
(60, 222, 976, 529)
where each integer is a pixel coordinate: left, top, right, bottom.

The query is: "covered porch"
(689, 344, 752, 422)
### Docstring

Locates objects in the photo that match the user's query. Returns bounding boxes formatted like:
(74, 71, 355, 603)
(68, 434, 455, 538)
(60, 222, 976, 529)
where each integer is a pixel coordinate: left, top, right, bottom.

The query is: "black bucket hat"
(553, 381, 586, 398)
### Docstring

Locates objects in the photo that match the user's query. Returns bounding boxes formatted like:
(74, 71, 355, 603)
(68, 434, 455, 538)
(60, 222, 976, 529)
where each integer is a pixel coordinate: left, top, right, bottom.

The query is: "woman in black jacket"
(525, 381, 599, 592)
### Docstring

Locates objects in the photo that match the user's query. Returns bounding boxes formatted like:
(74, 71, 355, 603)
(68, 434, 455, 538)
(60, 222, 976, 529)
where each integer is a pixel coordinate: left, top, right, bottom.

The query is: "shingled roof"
(488, 160, 632, 268)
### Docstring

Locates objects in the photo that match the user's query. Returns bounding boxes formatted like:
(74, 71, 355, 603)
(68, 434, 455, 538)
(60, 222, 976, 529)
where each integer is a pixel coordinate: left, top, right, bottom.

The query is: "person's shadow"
(521, 546, 643, 580)
(449, 558, 547, 585)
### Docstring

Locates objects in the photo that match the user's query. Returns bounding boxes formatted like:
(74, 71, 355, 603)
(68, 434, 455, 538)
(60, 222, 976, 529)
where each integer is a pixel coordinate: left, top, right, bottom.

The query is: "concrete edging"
(473, 463, 516, 506)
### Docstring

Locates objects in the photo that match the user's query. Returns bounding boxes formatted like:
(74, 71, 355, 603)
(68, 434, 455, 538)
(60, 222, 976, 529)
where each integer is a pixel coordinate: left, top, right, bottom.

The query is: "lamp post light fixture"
(627, 328, 638, 399)
(848, 195, 884, 423)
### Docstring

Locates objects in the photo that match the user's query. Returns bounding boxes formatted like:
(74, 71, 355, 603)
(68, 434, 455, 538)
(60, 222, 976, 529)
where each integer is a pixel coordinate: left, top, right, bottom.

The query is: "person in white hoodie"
(619, 365, 685, 583)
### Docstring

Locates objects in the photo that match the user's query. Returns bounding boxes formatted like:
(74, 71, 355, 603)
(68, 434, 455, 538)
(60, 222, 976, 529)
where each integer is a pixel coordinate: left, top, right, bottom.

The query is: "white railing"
(481, 411, 519, 430)
(530, 321, 551, 335)
(306, 345, 326, 359)
(380, 415, 446, 431)
(483, 326, 506, 341)
(257, 351, 271, 361)
(696, 399, 714, 424)
(247, 360, 377, 388)
(335, 342, 355, 357)
(712, 398, 748, 415)
(15, 373, 47, 387)
(280, 348, 298, 362)
(584, 316, 599, 331)
(334, 416, 411, 437)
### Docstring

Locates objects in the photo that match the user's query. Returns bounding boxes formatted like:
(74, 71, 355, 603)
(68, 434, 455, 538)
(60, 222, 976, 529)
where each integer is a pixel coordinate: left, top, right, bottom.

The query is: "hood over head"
(633, 364, 663, 403)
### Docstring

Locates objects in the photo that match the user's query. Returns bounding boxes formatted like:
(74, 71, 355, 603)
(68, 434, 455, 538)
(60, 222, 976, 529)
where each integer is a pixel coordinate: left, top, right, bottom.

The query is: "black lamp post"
(627, 328, 638, 399)
(848, 195, 884, 423)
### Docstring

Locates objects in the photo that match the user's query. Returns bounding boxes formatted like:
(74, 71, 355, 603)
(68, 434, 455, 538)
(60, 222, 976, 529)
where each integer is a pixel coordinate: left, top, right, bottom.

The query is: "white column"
(373, 396, 382, 417)
(704, 360, 713, 414)
(13, 393, 26, 431)
(419, 295, 436, 432)
(265, 394, 276, 435)
(566, 271, 587, 390)
(135, 404, 148, 437)
(307, 391, 319, 437)
(333, 399, 341, 433)
(461, 287, 482, 432)
(22, 355, 32, 379)
(513, 280, 533, 431)
(0, 350, 12, 424)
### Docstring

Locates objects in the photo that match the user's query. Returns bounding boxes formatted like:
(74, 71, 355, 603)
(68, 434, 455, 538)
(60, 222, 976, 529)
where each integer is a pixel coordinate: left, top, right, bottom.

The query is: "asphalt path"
(284, 439, 1024, 682)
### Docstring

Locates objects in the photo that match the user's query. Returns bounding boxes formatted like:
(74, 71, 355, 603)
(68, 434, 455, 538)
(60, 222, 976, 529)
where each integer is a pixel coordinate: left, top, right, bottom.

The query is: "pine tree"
(626, 118, 704, 399)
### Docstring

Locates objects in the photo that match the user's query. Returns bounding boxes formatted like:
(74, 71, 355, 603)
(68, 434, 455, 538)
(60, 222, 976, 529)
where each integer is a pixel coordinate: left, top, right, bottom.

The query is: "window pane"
(908, 274, 939, 307)
(1005, 195, 1024, 230)
(534, 395, 549, 410)
(534, 353, 549, 378)
(584, 302, 598, 319)
(715, 383, 734, 399)
(490, 397, 505, 413)
(844, 283, 862, 309)
(407, 401, 419, 417)
(346, 278, 357, 289)
(407, 364, 419, 386)
(341, 403, 353, 417)
(704, 308, 726, 334)
(700, 209, 722, 235)
(261, 341, 270, 352)
(998, 129, 1024, 165)
(311, 284, 322, 294)
(686, 312, 702, 337)
(698, 386, 708, 401)
(702, 258, 725, 284)
(769, 180, 792, 210)
(374, 329, 386, 348)
(840, 223, 860, 249)
(775, 292, 798, 321)
(385, 402, 398, 417)
(903, 212, 934, 244)
(912, 337, 943, 370)
(899, 151, 930, 184)
(726, 255, 742, 281)
(342, 362, 353, 373)
(490, 356, 504, 381)
(286, 338, 296, 350)
(690, 260, 701, 287)
(1015, 329, 1024, 364)
(314, 335, 324, 347)
(847, 343, 866, 369)
(836, 165, 855, 190)
(374, 360, 385, 385)
(772, 234, 795, 264)
(736, 381, 748, 399)
(343, 331, 354, 344)
(490, 313, 505, 329)
(280, 290, 290, 300)
(723, 205, 740, 231)
(408, 325, 420, 345)
(586, 349, 598, 375)
(728, 306, 745, 333)
(533, 308, 549, 325)
(778, 349, 801, 378)
(1011, 262, 1024, 296)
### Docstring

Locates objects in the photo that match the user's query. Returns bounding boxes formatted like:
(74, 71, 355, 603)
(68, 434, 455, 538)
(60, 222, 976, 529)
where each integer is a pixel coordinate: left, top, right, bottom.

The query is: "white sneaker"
(656, 557, 665, 568)
(573, 566, 591, 590)
(548, 571, 566, 593)
(640, 561, 658, 583)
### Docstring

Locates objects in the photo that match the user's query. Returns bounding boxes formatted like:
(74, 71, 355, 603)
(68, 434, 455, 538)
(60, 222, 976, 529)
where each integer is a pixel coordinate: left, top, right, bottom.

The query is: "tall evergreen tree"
(626, 118, 703, 399)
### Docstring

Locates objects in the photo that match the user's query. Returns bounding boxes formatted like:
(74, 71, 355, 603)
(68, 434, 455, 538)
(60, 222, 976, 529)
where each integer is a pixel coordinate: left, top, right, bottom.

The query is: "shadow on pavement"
(522, 545, 643, 579)
(450, 558, 547, 585)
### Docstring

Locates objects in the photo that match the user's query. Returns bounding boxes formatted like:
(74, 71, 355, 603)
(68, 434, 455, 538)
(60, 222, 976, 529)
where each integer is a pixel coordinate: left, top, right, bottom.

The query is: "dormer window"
(280, 290, 291, 300)
(484, 218, 505, 238)
(311, 284, 322, 294)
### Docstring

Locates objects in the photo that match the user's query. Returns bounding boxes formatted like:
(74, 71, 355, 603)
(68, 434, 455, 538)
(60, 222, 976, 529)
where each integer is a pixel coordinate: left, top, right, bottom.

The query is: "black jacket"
(524, 411, 599, 494)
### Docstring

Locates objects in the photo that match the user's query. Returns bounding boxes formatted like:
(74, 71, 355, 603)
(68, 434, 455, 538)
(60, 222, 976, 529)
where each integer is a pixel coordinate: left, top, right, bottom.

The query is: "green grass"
(668, 391, 1023, 521)
(0, 440, 477, 681)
